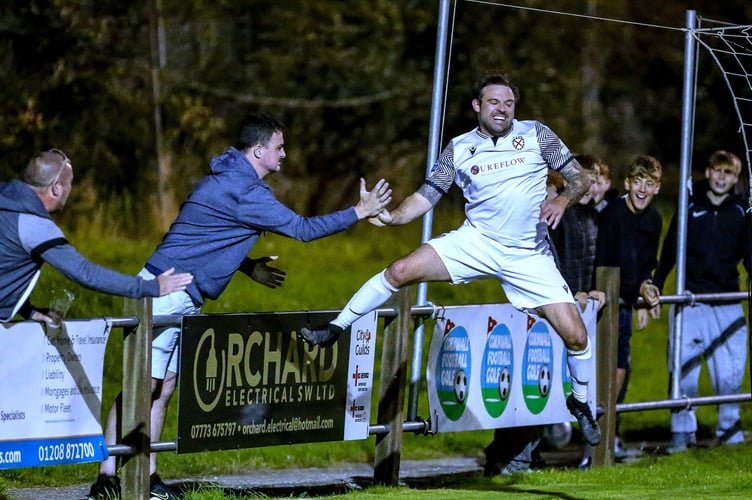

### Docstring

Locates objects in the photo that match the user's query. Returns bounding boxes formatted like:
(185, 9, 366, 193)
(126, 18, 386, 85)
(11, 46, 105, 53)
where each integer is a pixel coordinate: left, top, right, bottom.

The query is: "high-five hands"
(369, 209, 393, 227)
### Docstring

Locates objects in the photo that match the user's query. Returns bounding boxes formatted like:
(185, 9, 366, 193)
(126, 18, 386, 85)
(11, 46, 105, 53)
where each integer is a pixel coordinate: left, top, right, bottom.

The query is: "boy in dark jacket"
(595, 155, 663, 448)
(652, 150, 749, 452)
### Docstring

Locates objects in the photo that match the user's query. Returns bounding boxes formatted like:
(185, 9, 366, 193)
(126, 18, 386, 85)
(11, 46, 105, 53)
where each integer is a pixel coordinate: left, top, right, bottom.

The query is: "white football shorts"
(138, 268, 201, 379)
(426, 221, 574, 310)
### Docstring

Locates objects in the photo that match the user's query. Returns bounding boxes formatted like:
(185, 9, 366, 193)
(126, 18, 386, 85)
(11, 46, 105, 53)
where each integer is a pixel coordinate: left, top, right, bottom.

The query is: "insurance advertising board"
(177, 311, 377, 453)
(0, 320, 111, 469)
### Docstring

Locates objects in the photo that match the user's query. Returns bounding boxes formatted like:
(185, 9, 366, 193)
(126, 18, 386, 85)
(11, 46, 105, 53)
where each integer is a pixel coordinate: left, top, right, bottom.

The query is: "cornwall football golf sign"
(426, 302, 597, 433)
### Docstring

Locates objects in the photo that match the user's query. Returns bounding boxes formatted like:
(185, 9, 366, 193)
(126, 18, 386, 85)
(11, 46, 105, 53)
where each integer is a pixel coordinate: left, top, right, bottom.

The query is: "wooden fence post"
(593, 267, 619, 467)
(121, 297, 153, 499)
(373, 287, 412, 485)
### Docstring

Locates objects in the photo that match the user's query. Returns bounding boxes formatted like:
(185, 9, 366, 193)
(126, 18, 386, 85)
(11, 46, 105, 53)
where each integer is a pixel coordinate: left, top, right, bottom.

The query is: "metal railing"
(107, 267, 750, 496)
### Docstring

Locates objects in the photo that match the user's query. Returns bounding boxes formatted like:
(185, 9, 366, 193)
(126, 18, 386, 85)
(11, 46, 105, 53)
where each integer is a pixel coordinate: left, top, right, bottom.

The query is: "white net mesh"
(694, 21, 752, 203)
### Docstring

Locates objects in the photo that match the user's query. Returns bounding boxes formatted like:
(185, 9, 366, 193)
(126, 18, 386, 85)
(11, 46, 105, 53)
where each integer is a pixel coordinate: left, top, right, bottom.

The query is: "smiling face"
(624, 174, 660, 214)
(472, 84, 516, 137)
(705, 163, 739, 197)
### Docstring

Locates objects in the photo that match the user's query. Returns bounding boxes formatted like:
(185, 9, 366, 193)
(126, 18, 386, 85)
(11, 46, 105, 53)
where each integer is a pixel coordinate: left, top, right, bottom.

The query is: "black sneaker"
(150, 473, 180, 500)
(87, 474, 120, 500)
(566, 394, 601, 446)
(298, 323, 344, 347)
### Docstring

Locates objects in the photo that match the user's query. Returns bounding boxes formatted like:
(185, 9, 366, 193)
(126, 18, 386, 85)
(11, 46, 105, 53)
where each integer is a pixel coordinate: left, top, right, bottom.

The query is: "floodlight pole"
(670, 10, 697, 400)
(407, 0, 452, 421)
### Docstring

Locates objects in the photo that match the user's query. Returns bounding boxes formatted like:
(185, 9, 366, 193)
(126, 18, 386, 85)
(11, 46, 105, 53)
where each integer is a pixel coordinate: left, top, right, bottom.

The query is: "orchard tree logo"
(481, 316, 514, 418)
(435, 320, 472, 421)
(522, 318, 553, 414)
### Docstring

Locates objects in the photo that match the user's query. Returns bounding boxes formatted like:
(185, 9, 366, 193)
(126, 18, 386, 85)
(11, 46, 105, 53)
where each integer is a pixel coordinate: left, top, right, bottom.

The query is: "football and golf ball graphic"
(538, 363, 551, 397)
(480, 322, 514, 418)
(435, 316, 577, 421)
(453, 369, 468, 403)
(498, 367, 511, 401)
(435, 326, 471, 421)
(521, 320, 554, 414)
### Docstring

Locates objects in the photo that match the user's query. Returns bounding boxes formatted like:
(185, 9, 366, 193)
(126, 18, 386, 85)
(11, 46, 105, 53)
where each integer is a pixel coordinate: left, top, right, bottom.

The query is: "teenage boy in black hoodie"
(595, 155, 664, 451)
(651, 150, 750, 452)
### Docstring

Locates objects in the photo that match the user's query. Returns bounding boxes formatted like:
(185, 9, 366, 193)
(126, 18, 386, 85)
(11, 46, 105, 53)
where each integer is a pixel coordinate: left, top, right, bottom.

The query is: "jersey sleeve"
(18, 213, 66, 255)
(535, 122, 574, 172)
(418, 142, 455, 204)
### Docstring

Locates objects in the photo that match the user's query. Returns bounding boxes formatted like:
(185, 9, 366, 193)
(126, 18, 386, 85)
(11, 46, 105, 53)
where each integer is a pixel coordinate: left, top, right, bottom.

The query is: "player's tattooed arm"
(558, 159, 593, 207)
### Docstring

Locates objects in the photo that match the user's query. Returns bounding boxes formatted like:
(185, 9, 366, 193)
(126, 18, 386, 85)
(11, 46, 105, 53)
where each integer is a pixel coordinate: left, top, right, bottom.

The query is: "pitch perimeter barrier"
(2, 267, 750, 498)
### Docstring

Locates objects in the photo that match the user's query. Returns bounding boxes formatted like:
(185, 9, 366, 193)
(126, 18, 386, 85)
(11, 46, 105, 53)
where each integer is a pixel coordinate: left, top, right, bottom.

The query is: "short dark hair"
(236, 113, 284, 151)
(574, 154, 605, 173)
(472, 73, 520, 103)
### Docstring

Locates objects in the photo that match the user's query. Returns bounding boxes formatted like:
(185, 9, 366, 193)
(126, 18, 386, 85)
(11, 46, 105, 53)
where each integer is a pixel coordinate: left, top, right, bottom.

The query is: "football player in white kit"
(300, 72, 600, 445)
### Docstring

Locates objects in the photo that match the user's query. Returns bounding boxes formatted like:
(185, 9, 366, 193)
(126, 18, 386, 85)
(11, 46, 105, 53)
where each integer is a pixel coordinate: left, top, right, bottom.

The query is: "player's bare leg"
(298, 244, 449, 346)
(538, 302, 601, 445)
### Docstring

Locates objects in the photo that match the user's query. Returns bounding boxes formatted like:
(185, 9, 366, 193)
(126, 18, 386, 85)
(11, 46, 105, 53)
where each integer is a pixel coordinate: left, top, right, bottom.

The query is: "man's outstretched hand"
(354, 178, 392, 220)
(157, 268, 194, 296)
(240, 256, 286, 288)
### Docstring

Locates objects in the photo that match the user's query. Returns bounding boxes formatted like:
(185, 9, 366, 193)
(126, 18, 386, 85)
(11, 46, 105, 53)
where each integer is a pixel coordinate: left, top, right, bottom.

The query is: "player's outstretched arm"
(369, 191, 432, 227)
(542, 158, 593, 229)
(354, 178, 392, 220)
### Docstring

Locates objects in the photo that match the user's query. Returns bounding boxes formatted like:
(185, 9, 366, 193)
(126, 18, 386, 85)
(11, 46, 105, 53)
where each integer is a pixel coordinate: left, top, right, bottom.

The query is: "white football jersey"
(426, 119, 574, 248)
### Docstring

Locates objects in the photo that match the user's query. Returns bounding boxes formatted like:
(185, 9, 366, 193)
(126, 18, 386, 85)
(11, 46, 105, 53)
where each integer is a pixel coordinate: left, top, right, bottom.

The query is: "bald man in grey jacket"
(0, 149, 192, 323)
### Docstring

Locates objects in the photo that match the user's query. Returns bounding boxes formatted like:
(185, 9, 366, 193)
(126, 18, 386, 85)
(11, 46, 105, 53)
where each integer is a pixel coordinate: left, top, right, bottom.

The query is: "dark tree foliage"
(1, 0, 750, 233)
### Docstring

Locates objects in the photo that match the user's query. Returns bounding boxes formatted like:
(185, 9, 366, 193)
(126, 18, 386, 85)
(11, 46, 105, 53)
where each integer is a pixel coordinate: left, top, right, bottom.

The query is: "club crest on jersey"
(512, 136, 525, 150)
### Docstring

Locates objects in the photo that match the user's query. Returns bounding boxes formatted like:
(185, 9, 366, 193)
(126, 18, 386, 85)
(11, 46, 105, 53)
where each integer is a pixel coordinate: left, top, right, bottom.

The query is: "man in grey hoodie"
(0, 149, 193, 323)
(88, 113, 393, 500)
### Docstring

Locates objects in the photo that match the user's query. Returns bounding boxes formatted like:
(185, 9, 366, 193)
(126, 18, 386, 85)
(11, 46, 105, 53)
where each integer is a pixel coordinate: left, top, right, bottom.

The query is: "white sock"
(567, 338, 592, 403)
(332, 270, 398, 329)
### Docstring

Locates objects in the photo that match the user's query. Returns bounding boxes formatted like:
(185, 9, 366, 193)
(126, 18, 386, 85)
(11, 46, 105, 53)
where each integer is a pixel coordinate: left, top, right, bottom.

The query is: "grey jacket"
(147, 147, 358, 305)
(0, 179, 159, 320)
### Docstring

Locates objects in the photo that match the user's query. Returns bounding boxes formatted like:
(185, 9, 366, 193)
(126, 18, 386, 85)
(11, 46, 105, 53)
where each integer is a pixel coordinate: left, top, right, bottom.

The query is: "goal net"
(694, 19, 752, 203)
